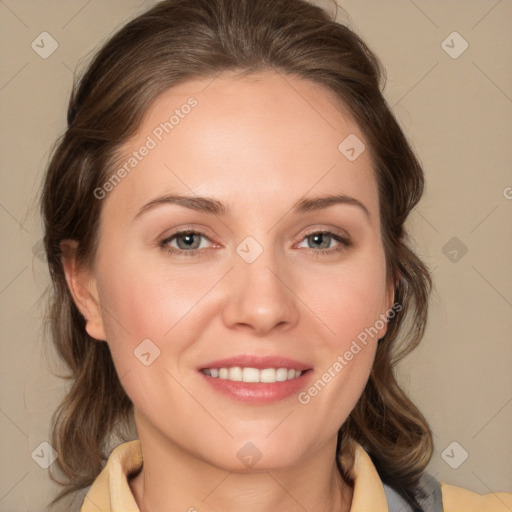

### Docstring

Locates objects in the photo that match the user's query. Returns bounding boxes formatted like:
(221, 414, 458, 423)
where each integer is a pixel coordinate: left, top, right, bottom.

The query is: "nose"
(221, 250, 300, 336)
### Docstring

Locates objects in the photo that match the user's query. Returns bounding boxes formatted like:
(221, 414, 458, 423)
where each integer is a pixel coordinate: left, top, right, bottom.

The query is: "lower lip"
(200, 371, 311, 404)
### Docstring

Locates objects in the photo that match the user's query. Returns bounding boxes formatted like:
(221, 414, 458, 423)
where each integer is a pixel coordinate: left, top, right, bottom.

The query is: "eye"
(160, 230, 213, 257)
(296, 230, 352, 256)
(160, 228, 353, 258)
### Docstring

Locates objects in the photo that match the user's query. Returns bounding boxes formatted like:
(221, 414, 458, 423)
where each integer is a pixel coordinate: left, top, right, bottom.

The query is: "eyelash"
(159, 229, 353, 258)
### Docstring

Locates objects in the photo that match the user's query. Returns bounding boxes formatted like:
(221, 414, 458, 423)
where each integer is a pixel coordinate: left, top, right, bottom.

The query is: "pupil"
(180, 233, 197, 249)
(311, 233, 328, 249)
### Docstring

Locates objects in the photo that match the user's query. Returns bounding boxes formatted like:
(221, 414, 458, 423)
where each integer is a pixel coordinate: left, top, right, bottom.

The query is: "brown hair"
(41, 0, 433, 509)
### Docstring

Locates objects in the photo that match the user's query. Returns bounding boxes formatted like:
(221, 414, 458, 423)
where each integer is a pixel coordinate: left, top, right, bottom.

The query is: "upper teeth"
(203, 367, 303, 383)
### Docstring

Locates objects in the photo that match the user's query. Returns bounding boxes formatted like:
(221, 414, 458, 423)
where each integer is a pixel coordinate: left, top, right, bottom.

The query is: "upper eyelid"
(161, 229, 213, 244)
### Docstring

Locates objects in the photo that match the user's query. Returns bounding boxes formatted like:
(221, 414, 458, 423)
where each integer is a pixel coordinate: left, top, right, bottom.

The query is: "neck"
(129, 426, 353, 512)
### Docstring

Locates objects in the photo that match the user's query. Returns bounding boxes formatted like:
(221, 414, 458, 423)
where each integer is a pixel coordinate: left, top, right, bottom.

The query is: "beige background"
(0, 0, 511, 510)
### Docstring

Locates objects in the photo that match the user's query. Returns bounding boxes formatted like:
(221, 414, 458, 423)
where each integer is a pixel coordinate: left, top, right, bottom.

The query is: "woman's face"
(79, 70, 394, 471)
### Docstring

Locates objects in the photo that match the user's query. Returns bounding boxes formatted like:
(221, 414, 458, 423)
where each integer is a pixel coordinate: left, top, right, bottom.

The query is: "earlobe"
(60, 240, 107, 341)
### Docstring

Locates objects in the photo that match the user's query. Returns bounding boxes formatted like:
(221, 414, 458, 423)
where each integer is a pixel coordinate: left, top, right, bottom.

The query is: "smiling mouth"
(201, 367, 304, 383)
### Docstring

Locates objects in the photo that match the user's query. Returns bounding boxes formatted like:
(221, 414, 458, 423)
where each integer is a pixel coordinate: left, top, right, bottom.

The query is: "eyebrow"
(134, 193, 370, 220)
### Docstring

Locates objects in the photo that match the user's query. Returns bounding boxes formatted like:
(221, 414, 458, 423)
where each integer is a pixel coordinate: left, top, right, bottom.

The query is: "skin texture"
(63, 70, 395, 512)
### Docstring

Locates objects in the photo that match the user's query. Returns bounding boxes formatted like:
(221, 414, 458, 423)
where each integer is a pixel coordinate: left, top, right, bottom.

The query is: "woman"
(40, 0, 512, 511)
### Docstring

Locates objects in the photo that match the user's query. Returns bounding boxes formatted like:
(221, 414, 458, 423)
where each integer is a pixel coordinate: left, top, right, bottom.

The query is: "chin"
(199, 436, 312, 473)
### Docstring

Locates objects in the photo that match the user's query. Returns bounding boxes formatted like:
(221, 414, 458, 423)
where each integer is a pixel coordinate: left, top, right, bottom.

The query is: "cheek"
(290, 308, 378, 459)
(294, 252, 387, 411)
(93, 259, 211, 421)
(303, 254, 389, 349)
(93, 255, 213, 382)
(97, 254, 212, 338)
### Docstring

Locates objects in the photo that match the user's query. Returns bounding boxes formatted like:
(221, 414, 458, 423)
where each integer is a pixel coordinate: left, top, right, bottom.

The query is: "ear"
(60, 240, 107, 341)
(377, 270, 400, 340)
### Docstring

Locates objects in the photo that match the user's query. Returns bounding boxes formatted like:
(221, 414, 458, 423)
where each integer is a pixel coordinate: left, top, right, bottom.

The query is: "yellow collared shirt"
(80, 440, 512, 511)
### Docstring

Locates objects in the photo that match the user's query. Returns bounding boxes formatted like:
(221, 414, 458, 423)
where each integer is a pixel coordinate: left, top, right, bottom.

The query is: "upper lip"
(199, 355, 312, 372)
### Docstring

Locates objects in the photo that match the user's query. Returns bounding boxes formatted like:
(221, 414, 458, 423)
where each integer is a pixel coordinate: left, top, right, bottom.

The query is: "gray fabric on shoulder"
(382, 472, 444, 512)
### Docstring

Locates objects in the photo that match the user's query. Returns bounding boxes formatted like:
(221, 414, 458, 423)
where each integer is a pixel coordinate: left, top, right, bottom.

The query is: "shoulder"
(382, 471, 512, 512)
(350, 443, 508, 512)
(441, 481, 512, 512)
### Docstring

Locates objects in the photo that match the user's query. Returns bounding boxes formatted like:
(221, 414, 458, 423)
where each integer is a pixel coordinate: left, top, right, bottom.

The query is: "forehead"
(105, 70, 379, 226)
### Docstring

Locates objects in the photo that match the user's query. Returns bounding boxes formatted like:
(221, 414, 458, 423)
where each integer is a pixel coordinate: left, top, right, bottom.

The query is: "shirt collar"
(81, 439, 389, 511)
